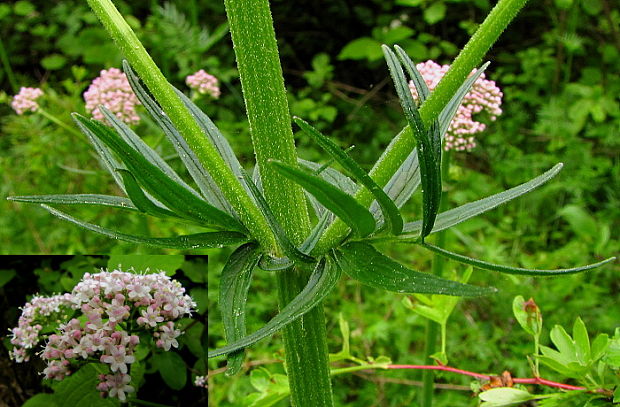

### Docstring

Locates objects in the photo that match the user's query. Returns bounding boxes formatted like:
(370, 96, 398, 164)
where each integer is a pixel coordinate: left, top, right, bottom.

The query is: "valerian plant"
(7, 0, 616, 405)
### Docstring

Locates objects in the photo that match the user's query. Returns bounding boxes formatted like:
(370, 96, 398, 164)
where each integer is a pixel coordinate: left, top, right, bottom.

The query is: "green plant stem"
(420, 152, 451, 407)
(86, 0, 276, 250)
(0, 36, 18, 93)
(224, 0, 332, 405)
(313, 0, 529, 255)
(38, 108, 86, 140)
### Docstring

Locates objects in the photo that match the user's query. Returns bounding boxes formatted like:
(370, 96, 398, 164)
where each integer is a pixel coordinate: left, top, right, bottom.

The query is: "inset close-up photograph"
(0, 0, 618, 406)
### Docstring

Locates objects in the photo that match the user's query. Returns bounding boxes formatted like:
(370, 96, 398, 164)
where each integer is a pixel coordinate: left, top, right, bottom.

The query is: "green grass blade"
(294, 117, 403, 235)
(116, 169, 180, 219)
(420, 243, 616, 276)
(270, 160, 376, 237)
(241, 170, 315, 264)
(383, 45, 441, 239)
(220, 243, 261, 375)
(401, 163, 564, 237)
(336, 242, 496, 296)
(73, 114, 246, 232)
(208, 258, 341, 358)
(8, 194, 137, 211)
(41, 204, 248, 249)
(123, 61, 234, 214)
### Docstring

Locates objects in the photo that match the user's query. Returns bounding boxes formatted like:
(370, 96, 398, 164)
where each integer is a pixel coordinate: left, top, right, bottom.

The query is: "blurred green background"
(0, 0, 618, 405)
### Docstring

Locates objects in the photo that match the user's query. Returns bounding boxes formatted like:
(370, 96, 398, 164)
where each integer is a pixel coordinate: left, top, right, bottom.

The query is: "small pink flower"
(186, 69, 221, 99)
(138, 306, 164, 327)
(11, 87, 44, 115)
(155, 322, 181, 351)
(83, 68, 141, 125)
(101, 372, 134, 401)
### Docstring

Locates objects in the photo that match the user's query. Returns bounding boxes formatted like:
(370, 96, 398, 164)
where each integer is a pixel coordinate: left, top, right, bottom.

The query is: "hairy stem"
(86, 0, 276, 249)
(224, 0, 333, 405)
(313, 0, 529, 254)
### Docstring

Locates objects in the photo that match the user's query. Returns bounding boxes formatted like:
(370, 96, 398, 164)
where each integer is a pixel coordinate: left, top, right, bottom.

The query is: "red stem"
(387, 365, 590, 392)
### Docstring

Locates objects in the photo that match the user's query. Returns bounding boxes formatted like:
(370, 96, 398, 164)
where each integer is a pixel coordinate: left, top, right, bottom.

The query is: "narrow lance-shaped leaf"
(336, 242, 496, 296)
(209, 258, 341, 357)
(400, 163, 565, 238)
(72, 114, 246, 233)
(375, 62, 489, 215)
(294, 117, 403, 235)
(220, 243, 261, 375)
(116, 169, 180, 219)
(241, 170, 315, 264)
(270, 160, 376, 237)
(394, 45, 430, 103)
(420, 242, 616, 276)
(41, 205, 248, 249)
(383, 45, 441, 239)
(123, 61, 235, 215)
(8, 194, 138, 211)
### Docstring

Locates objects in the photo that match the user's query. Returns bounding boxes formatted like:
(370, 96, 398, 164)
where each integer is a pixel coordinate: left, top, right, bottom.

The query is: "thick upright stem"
(313, 0, 529, 255)
(224, 0, 333, 405)
(86, 0, 276, 250)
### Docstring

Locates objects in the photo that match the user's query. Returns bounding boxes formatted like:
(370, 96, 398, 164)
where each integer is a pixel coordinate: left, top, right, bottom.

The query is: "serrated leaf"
(241, 171, 314, 264)
(572, 317, 591, 363)
(419, 243, 615, 276)
(8, 194, 138, 211)
(72, 114, 245, 232)
(270, 160, 376, 237)
(220, 243, 261, 375)
(209, 258, 341, 358)
(383, 45, 441, 239)
(123, 61, 235, 215)
(155, 351, 187, 390)
(294, 117, 403, 235)
(591, 334, 609, 362)
(400, 163, 564, 237)
(336, 242, 495, 296)
(41, 205, 247, 249)
(53, 364, 118, 406)
(550, 325, 578, 359)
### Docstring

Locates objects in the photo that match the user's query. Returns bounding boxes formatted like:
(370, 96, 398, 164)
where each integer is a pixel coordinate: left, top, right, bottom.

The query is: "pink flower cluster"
(9, 269, 195, 402)
(409, 60, 503, 151)
(84, 68, 141, 125)
(11, 87, 44, 115)
(185, 69, 221, 99)
(9, 293, 76, 362)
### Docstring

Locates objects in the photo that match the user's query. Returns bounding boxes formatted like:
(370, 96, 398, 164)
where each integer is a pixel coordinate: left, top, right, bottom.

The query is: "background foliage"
(0, 0, 618, 405)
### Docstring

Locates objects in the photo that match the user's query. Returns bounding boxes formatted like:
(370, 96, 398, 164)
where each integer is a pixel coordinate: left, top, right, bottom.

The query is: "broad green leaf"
(107, 254, 185, 276)
(72, 114, 245, 232)
(419, 243, 615, 276)
(8, 194, 137, 211)
(336, 242, 495, 296)
(123, 61, 235, 215)
(155, 351, 187, 390)
(512, 295, 542, 336)
(241, 171, 314, 264)
(400, 163, 564, 237)
(41, 205, 247, 249)
(116, 170, 179, 219)
(591, 334, 609, 362)
(603, 329, 620, 368)
(53, 364, 118, 407)
(550, 325, 578, 359)
(294, 117, 403, 235)
(22, 394, 59, 407)
(479, 387, 536, 407)
(270, 160, 376, 237)
(209, 258, 341, 358)
(338, 37, 383, 61)
(573, 317, 591, 364)
(0, 269, 16, 288)
(220, 243, 261, 375)
(383, 45, 441, 239)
